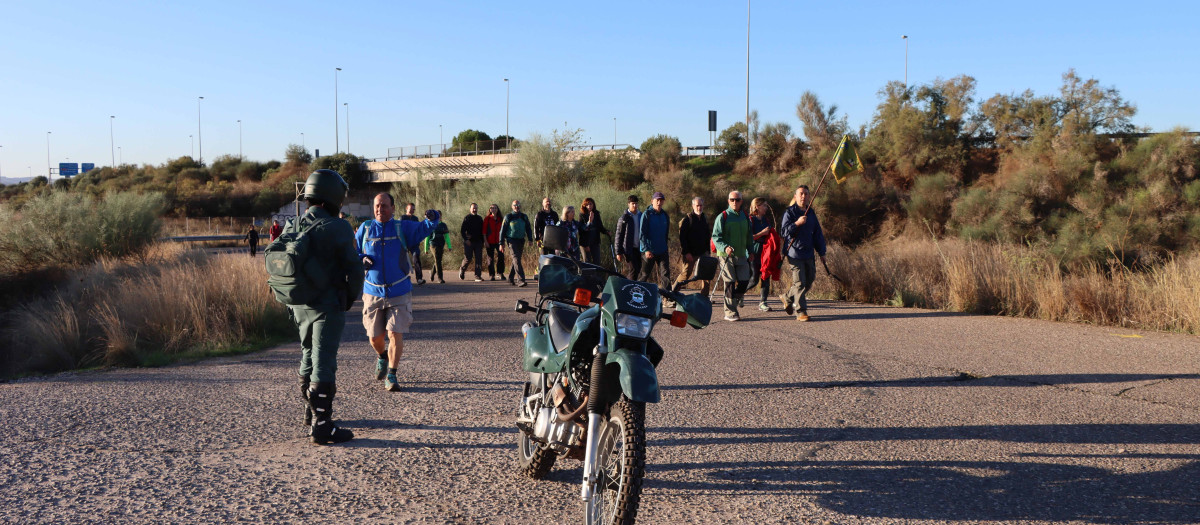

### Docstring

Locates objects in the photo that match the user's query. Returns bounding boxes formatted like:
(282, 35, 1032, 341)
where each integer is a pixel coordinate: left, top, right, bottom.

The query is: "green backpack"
(264, 216, 330, 305)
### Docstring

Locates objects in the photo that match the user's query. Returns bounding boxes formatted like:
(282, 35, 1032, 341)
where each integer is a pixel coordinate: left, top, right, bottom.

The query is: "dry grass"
(802, 238, 1200, 335)
(1, 243, 291, 377)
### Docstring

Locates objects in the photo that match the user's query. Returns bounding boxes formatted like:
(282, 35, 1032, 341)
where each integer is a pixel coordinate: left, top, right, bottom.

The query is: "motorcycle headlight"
(614, 313, 653, 339)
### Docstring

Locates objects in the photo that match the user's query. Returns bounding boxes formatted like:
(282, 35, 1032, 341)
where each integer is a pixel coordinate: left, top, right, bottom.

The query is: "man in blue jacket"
(639, 191, 671, 291)
(779, 185, 827, 322)
(356, 192, 431, 391)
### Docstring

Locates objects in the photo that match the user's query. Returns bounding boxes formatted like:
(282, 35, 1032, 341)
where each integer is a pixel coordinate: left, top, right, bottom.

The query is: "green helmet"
(303, 169, 348, 209)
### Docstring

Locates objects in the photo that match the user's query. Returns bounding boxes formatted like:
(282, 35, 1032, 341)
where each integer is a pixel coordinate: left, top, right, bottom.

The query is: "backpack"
(264, 216, 330, 305)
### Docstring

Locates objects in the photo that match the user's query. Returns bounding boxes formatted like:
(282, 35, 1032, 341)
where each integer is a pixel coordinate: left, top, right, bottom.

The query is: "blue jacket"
(638, 207, 670, 255)
(779, 204, 826, 260)
(356, 218, 430, 298)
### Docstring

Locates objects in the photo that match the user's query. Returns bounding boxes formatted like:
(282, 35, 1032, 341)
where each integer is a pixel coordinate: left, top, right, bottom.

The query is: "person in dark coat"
(244, 226, 260, 257)
(613, 195, 642, 280)
(400, 202, 424, 285)
(674, 197, 711, 296)
(579, 197, 610, 265)
(534, 197, 559, 256)
(459, 203, 485, 281)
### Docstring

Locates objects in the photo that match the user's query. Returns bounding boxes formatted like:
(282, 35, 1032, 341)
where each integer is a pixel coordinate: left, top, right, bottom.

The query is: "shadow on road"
(662, 373, 1200, 392)
(649, 423, 1200, 447)
(645, 458, 1200, 523)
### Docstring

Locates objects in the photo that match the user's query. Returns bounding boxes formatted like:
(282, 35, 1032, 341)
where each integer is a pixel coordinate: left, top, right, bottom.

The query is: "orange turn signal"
(574, 288, 593, 305)
(670, 310, 688, 328)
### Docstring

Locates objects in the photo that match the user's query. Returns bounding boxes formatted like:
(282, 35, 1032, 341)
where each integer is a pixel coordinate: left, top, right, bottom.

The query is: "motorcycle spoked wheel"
(585, 398, 646, 525)
(517, 379, 557, 479)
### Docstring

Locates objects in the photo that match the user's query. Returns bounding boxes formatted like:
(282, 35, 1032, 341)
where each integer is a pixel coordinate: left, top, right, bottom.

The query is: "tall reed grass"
(806, 238, 1200, 335)
(1, 243, 292, 378)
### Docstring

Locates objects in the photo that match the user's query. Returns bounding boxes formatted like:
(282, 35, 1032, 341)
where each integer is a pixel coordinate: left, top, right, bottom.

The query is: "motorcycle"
(513, 224, 717, 525)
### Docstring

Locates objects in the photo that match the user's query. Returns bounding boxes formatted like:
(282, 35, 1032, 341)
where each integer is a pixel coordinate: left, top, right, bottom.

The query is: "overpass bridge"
(364, 143, 641, 183)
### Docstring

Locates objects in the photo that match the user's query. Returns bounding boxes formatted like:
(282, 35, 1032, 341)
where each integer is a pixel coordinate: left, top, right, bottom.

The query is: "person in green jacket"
(500, 200, 534, 286)
(711, 190, 752, 321)
(290, 169, 364, 445)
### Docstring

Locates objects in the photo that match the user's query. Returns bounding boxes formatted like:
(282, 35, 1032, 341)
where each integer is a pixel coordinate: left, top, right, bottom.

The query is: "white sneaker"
(724, 313, 740, 322)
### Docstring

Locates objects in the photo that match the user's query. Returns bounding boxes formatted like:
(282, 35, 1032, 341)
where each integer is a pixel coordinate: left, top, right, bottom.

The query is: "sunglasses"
(729, 197, 742, 201)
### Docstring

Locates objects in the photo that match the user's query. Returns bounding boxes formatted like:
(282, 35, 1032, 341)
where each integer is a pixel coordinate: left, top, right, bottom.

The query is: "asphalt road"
(3, 272, 1198, 524)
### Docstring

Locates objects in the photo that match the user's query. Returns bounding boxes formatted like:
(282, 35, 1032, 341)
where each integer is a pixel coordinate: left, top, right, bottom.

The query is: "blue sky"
(2, 0, 1197, 181)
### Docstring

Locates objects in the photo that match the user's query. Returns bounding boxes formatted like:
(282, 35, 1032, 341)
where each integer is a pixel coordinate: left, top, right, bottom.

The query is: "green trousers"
(292, 305, 345, 384)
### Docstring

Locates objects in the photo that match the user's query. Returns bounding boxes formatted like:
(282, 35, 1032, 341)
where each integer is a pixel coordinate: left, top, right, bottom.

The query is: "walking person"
(674, 197, 712, 297)
(579, 197, 609, 265)
(555, 205, 582, 260)
(748, 197, 778, 312)
(244, 225, 260, 257)
(501, 200, 534, 287)
(288, 169, 363, 444)
(639, 191, 671, 293)
(400, 203, 425, 285)
(422, 210, 451, 284)
(614, 195, 642, 280)
(534, 197, 559, 256)
(780, 185, 827, 322)
(459, 203, 484, 281)
(482, 204, 505, 280)
(355, 192, 430, 393)
(712, 190, 752, 321)
(268, 219, 283, 242)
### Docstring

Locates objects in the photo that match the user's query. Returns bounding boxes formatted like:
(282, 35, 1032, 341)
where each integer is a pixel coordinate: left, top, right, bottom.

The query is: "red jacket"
(483, 214, 503, 244)
(269, 222, 283, 241)
(761, 229, 783, 280)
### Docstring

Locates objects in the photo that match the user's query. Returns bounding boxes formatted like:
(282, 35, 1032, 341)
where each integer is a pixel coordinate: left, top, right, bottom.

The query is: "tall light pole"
(745, 0, 751, 147)
(301, 132, 305, 149)
(197, 96, 204, 165)
(613, 117, 617, 145)
(344, 102, 350, 154)
(503, 78, 510, 144)
(439, 124, 443, 148)
(46, 131, 52, 180)
(237, 119, 243, 159)
(118, 146, 122, 165)
(902, 35, 909, 88)
(190, 135, 194, 159)
(109, 116, 116, 167)
(335, 67, 342, 153)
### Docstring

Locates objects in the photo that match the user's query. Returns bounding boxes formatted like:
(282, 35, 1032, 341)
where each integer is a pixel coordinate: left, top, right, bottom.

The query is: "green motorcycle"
(514, 225, 716, 525)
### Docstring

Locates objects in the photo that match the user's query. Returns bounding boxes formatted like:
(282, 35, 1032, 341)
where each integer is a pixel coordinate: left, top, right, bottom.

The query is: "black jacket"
(579, 209, 609, 246)
(614, 210, 640, 257)
(534, 209, 559, 241)
(460, 213, 484, 243)
(678, 212, 710, 256)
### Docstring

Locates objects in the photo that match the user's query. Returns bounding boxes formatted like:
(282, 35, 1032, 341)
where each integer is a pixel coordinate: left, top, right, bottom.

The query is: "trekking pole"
(821, 258, 847, 287)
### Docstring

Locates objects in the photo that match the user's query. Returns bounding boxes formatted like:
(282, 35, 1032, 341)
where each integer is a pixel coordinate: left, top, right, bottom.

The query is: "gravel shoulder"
(2, 280, 1197, 524)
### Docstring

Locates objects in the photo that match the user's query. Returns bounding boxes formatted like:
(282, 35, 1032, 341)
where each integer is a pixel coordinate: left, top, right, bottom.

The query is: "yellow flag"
(830, 135, 864, 184)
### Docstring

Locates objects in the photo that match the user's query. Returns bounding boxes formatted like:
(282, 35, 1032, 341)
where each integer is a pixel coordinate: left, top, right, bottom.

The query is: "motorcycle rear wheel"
(585, 398, 645, 525)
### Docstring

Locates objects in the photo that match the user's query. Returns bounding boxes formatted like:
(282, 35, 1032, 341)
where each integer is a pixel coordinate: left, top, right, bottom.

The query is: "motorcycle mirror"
(692, 256, 718, 281)
(573, 288, 593, 305)
(542, 224, 568, 252)
(669, 310, 688, 328)
(514, 299, 531, 314)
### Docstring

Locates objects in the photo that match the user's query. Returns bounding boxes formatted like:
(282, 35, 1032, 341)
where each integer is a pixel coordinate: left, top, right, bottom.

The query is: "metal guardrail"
(162, 235, 245, 242)
(374, 143, 635, 162)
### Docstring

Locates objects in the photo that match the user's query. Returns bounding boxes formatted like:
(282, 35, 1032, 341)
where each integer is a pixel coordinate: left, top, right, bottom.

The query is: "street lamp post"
(118, 147, 122, 165)
(439, 124, 443, 153)
(902, 35, 909, 88)
(46, 131, 52, 180)
(190, 135, 194, 159)
(344, 102, 350, 154)
(746, 0, 751, 147)
(238, 120, 243, 159)
(197, 96, 204, 165)
(503, 78, 509, 146)
(301, 132, 305, 149)
(109, 116, 116, 167)
(613, 117, 617, 145)
(335, 67, 342, 153)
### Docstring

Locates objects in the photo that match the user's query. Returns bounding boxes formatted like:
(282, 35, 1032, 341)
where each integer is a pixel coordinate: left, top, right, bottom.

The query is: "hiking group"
(266, 170, 828, 444)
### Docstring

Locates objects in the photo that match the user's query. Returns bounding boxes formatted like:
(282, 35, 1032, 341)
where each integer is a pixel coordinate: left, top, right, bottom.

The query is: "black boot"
(308, 382, 354, 445)
(300, 378, 313, 433)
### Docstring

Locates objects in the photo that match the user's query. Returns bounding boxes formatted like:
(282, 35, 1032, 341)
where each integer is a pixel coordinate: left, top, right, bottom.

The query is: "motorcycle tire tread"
(603, 399, 646, 525)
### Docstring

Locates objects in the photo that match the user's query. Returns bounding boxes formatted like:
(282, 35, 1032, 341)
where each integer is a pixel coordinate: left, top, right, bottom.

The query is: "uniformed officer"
(292, 169, 364, 445)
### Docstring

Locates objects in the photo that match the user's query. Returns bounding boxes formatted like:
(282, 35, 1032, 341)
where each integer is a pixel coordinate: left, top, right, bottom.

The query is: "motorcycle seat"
(547, 303, 581, 353)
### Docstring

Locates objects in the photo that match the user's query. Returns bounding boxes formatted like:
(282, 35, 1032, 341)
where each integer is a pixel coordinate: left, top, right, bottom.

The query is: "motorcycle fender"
(522, 325, 568, 373)
(604, 348, 661, 403)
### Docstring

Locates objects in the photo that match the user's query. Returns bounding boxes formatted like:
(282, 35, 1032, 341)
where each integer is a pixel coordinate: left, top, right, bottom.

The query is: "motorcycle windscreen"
(674, 293, 712, 328)
(538, 263, 580, 297)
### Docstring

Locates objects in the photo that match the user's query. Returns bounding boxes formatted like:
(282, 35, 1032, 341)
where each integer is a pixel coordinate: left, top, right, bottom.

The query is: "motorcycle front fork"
(581, 326, 608, 501)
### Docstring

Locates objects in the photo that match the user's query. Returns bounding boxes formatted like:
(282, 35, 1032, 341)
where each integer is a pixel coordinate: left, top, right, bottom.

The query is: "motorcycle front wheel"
(585, 398, 646, 525)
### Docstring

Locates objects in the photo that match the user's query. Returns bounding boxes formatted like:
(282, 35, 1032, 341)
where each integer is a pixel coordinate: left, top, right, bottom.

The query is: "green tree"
(795, 91, 847, 152)
(311, 152, 368, 187)
(639, 134, 682, 174)
(285, 144, 313, 165)
(716, 122, 749, 162)
(449, 129, 494, 153)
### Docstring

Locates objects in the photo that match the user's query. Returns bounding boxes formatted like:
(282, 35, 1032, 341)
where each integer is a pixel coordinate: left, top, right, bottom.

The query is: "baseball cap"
(652, 191, 665, 200)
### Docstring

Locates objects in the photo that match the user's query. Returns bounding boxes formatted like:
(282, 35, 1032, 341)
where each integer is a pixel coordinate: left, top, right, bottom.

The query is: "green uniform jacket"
(711, 207, 751, 258)
(302, 206, 365, 309)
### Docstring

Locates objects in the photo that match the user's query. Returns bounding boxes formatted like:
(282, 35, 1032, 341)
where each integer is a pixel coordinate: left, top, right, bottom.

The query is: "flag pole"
(803, 149, 837, 215)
